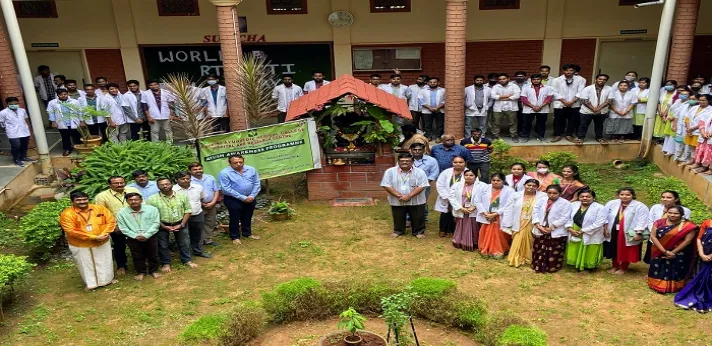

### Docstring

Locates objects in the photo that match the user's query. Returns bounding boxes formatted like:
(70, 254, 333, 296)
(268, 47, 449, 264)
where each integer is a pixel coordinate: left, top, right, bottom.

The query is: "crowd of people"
(382, 135, 712, 313)
(58, 156, 260, 290)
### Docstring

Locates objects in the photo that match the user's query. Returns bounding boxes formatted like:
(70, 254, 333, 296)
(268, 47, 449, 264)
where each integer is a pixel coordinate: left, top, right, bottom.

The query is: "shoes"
(205, 241, 220, 247)
(194, 252, 212, 258)
(511, 137, 520, 143)
(62, 150, 71, 156)
(550, 136, 562, 143)
(14, 161, 24, 167)
(21, 157, 37, 163)
(521, 138, 530, 143)
(565, 136, 576, 143)
(391, 233, 401, 238)
(536, 137, 544, 142)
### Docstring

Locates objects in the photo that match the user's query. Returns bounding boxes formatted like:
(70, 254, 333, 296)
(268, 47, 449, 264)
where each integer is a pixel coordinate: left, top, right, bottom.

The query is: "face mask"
(688, 100, 698, 105)
(679, 94, 689, 101)
(624, 76, 635, 81)
(664, 85, 675, 91)
(537, 168, 549, 175)
(207, 80, 218, 85)
(8, 105, 18, 110)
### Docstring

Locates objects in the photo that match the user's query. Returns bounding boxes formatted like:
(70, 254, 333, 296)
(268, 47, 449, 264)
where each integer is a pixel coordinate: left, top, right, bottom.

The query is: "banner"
(198, 119, 322, 180)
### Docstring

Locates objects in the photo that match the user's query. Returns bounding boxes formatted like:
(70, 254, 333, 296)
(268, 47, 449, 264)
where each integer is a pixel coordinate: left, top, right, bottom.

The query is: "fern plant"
(237, 52, 279, 128)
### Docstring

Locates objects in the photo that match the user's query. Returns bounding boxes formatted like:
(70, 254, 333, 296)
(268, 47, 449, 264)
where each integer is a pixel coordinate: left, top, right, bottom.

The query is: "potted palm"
(268, 200, 294, 221)
(338, 307, 367, 345)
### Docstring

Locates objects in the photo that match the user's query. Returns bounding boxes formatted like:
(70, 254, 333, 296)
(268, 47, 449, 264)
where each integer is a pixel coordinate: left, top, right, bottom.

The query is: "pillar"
(666, 0, 700, 83)
(444, 0, 467, 137)
(112, 0, 144, 86)
(331, 0, 352, 76)
(0, 14, 24, 106)
(541, 0, 565, 72)
(211, 0, 247, 131)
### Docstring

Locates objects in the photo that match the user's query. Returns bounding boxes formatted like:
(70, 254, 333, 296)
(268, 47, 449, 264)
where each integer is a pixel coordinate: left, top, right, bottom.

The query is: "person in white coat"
(272, 75, 303, 124)
(124, 80, 149, 141)
(142, 80, 175, 143)
(603, 187, 649, 275)
(0, 97, 36, 167)
(531, 184, 572, 273)
(303, 71, 330, 94)
(503, 179, 547, 268)
(682, 97, 712, 167)
(632, 78, 651, 140)
(406, 75, 429, 130)
(670, 91, 694, 162)
(379, 74, 409, 125)
(577, 74, 613, 144)
(490, 73, 521, 141)
(48, 89, 82, 156)
(448, 170, 482, 251)
(520, 74, 553, 142)
(605, 80, 638, 143)
(78, 84, 108, 143)
(464, 75, 490, 138)
(565, 189, 607, 271)
(419, 77, 446, 141)
(203, 74, 229, 132)
(435, 156, 469, 238)
(505, 162, 534, 193)
(475, 173, 514, 258)
(550, 64, 586, 143)
(98, 83, 132, 143)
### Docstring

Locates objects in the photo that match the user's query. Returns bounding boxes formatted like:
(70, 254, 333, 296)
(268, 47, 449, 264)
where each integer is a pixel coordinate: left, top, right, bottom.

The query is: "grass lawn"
(1, 162, 712, 346)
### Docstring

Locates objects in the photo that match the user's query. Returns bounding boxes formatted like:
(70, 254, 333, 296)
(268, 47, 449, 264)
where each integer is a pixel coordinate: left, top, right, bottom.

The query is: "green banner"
(198, 119, 322, 180)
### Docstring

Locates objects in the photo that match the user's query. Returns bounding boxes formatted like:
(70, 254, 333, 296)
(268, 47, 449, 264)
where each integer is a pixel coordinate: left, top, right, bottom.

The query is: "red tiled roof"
(285, 74, 412, 121)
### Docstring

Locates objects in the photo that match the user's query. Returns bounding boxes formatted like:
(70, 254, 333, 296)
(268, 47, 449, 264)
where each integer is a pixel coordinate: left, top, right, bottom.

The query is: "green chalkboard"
(141, 44, 333, 87)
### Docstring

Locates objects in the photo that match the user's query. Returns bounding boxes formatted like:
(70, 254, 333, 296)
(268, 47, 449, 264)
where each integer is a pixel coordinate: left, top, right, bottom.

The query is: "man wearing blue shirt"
(430, 134, 474, 172)
(189, 162, 222, 246)
(219, 155, 261, 245)
(128, 170, 160, 199)
(410, 143, 438, 222)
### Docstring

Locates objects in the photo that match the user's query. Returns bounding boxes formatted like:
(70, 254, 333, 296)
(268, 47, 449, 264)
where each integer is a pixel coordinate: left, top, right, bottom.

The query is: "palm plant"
(237, 52, 279, 128)
(162, 73, 217, 141)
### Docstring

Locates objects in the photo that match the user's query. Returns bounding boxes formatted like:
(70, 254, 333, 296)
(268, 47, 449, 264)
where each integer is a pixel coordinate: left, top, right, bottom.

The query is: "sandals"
(597, 139, 608, 145)
(575, 139, 584, 146)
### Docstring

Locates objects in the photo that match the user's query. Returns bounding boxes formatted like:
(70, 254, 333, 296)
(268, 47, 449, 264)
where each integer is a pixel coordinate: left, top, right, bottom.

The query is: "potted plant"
(268, 200, 294, 221)
(66, 103, 108, 154)
(338, 307, 367, 345)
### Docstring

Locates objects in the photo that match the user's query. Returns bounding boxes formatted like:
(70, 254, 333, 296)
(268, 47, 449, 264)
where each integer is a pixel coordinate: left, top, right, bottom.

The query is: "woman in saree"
(435, 156, 469, 238)
(503, 179, 546, 268)
(528, 160, 561, 192)
(448, 170, 481, 251)
(674, 219, 712, 312)
(565, 189, 607, 272)
(654, 80, 677, 142)
(645, 190, 691, 263)
(647, 206, 698, 293)
(531, 184, 572, 273)
(559, 164, 586, 201)
(475, 173, 514, 258)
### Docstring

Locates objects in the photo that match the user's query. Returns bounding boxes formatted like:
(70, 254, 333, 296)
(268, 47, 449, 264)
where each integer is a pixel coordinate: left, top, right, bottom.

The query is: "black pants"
(410, 111, 423, 130)
(223, 195, 256, 240)
(277, 112, 287, 123)
(8, 136, 29, 162)
(188, 213, 205, 255)
(422, 112, 434, 139)
(577, 113, 606, 140)
(553, 107, 580, 137)
(391, 204, 426, 236)
(522, 113, 548, 139)
(516, 108, 525, 137)
(467, 162, 491, 183)
(126, 236, 159, 275)
(130, 122, 150, 141)
(439, 211, 456, 234)
(59, 128, 81, 152)
(433, 112, 445, 139)
(110, 231, 128, 270)
(631, 125, 643, 140)
(88, 122, 108, 143)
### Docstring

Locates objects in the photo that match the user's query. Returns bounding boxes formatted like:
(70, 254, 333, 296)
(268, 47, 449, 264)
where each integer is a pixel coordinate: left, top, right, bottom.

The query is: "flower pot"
(271, 213, 290, 221)
(344, 334, 362, 345)
(80, 135, 102, 146)
(73, 143, 97, 155)
(318, 331, 386, 346)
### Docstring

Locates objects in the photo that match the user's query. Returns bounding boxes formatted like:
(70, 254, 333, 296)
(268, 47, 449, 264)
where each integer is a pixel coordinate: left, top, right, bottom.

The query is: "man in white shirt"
(419, 77, 446, 141)
(464, 75, 490, 138)
(78, 84, 108, 143)
(577, 74, 612, 144)
(520, 74, 554, 142)
(303, 71, 330, 94)
(0, 97, 36, 167)
(124, 80, 149, 141)
(692, 74, 711, 95)
(538, 65, 552, 86)
(406, 75, 429, 130)
(380, 74, 409, 125)
(95, 76, 109, 97)
(272, 75, 303, 123)
(173, 171, 211, 259)
(65, 80, 86, 100)
(99, 83, 132, 143)
(550, 64, 587, 143)
(369, 74, 382, 87)
(202, 74, 229, 132)
(513, 71, 530, 138)
(34, 65, 56, 127)
(380, 153, 429, 239)
(490, 73, 521, 142)
(48, 89, 82, 156)
(142, 80, 175, 143)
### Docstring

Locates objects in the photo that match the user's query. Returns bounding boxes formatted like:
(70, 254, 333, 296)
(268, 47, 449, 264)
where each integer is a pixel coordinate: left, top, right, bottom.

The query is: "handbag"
(626, 228, 650, 242)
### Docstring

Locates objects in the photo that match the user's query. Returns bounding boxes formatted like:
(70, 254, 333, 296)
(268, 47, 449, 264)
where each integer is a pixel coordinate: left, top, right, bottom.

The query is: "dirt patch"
(250, 317, 479, 346)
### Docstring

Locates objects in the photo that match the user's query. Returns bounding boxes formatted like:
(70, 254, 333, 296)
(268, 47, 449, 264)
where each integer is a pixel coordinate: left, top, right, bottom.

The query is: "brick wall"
(84, 49, 127, 91)
(560, 39, 597, 81)
(689, 35, 712, 83)
(305, 144, 394, 200)
(667, 0, 700, 82)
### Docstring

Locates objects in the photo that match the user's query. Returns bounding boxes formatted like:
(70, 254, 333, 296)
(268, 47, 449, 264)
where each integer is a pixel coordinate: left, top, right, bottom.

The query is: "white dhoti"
(68, 241, 115, 289)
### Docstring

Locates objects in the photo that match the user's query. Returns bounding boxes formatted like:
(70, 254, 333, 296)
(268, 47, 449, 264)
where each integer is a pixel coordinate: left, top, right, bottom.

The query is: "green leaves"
(337, 307, 367, 336)
(267, 201, 295, 215)
(0, 254, 34, 289)
(19, 199, 71, 260)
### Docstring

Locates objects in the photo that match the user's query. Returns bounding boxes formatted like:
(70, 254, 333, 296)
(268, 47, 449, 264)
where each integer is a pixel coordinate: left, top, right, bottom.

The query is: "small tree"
(0, 254, 34, 320)
(338, 307, 367, 341)
(162, 73, 216, 141)
(237, 52, 279, 128)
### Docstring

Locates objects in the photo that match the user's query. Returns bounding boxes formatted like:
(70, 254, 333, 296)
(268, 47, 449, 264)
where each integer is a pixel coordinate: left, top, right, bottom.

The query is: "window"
(479, 0, 520, 10)
(266, 0, 308, 14)
(157, 0, 200, 16)
(352, 47, 421, 72)
(370, 0, 410, 13)
(13, 1, 58, 19)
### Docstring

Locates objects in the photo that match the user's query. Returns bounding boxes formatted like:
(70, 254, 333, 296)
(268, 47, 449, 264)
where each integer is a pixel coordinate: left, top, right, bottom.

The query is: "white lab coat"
(608, 90, 638, 119)
(0, 108, 30, 138)
(447, 181, 479, 218)
(501, 191, 547, 232)
(272, 84, 303, 113)
(551, 75, 586, 109)
(47, 98, 82, 129)
(565, 201, 607, 245)
(34, 73, 55, 101)
(520, 85, 554, 114)
(647, 204, 691, 231)
(505, 174, 534, 192)
(490, 83, 521, 112)
(464, 85, 490, 117)
(532, 197, 572, 238)
(97, 94, 130, 126)
(407, 84, 429, 111)
(700, 107, 712, 144)
(141, 89, 173, 120)
(419, 87, 446, 115)
(203, 85, 228, 118)
(635, 88, 650, 115)
(687, 105, 712, 137)
(122, 91, 144, 124)
(473, 184, 514, 224)
(78, 96, 107, 124)
(603, 199, 649, 246)
(379, 84, 408, 99)
(435, 168, 478, 213)
(577, 85, 613, 115)
(303, 80, 330, 93)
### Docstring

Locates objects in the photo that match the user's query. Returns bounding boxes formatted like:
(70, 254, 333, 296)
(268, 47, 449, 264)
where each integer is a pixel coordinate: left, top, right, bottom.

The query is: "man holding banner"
(219, 155, 261, 245)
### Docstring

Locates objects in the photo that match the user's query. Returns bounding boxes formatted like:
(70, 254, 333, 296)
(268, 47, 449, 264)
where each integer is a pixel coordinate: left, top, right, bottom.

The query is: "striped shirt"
(460, 137, 492, 163)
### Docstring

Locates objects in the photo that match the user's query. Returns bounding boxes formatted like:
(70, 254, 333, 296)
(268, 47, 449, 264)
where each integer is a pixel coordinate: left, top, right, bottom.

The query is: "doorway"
(26, 50, 89, 123)
(597, 40, 657, 84)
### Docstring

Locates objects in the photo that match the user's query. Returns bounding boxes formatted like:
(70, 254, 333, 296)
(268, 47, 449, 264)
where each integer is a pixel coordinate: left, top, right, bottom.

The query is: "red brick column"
(444, 0, 467, 138)
(666, 0, 700, 83)
(0, 18, 24, 106)
(212, 1, 247, 131)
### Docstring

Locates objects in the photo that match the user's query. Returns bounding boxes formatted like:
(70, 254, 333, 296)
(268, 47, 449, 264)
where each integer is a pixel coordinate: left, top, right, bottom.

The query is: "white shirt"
(447, 181, 483, 218)
(603, 199, 649, 246)
(173, 183, 205, 216)
(303, 80, 330, 93)
(532, 197, 572, 238)
(635, 88, 650, 115)
(379, 166, 429, 206)
(520, 85, 554, 114)
(578, 85, 613, 115)
(551, 75, 586, 109)
(505, 174, 534, 192)
(501, 191, 547, 232)
(608, 90, 638, 119)
(407, 84, 429, 111)
(47, 98, 82, 129)
(272, 84, 304, 112)
(141, 89, 173, 120)
(687, 105, 712, 137)
(490, 83, 521, 112)
(0, 108, 30, 138)
(464, 85, 490, 117)
(648, 204, 691, 230)
(419, 87, 446, 114)
(379, 84, 408, 99)
(98, 93, 130, 126)
(122, 91, 144, 123)
(202, 85, 228, 118)
(565, 202, 607, 245)
(473, 185, 514, 224)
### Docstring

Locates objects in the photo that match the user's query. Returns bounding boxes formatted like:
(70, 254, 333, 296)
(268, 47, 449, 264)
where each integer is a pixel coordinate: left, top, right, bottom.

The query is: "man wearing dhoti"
(59, 191, 118, 291)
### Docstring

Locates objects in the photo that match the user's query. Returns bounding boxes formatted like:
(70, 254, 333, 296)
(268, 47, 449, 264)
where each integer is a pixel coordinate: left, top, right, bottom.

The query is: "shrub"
(19, 199, 72, 260)
(261, 277, 329, 323)
(477, 311, 530, 346)
(323, 280, 399, 315)
(411, 294, 486, 332)
(73, 141, 195, 197)
(409, 277, 456, 298)
(498, 325, 547, 346)
(179, 314, 228, 345)
(489, 139, 527, 174)
(0, 254, 34, 289)
(219, 301, 268, 346)
(538, 151, 578, 173)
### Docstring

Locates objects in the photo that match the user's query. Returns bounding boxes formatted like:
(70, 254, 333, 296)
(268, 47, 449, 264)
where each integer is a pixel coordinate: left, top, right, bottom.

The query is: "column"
(211, 0, 247, 131)
(0, 14, 24, 105)
(112, 0, 144, 86)
(331, 0, 352, 76)
(541, 0, 565, 71)
(444, 0, 467, 137)
(666, 0, 700, 83)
